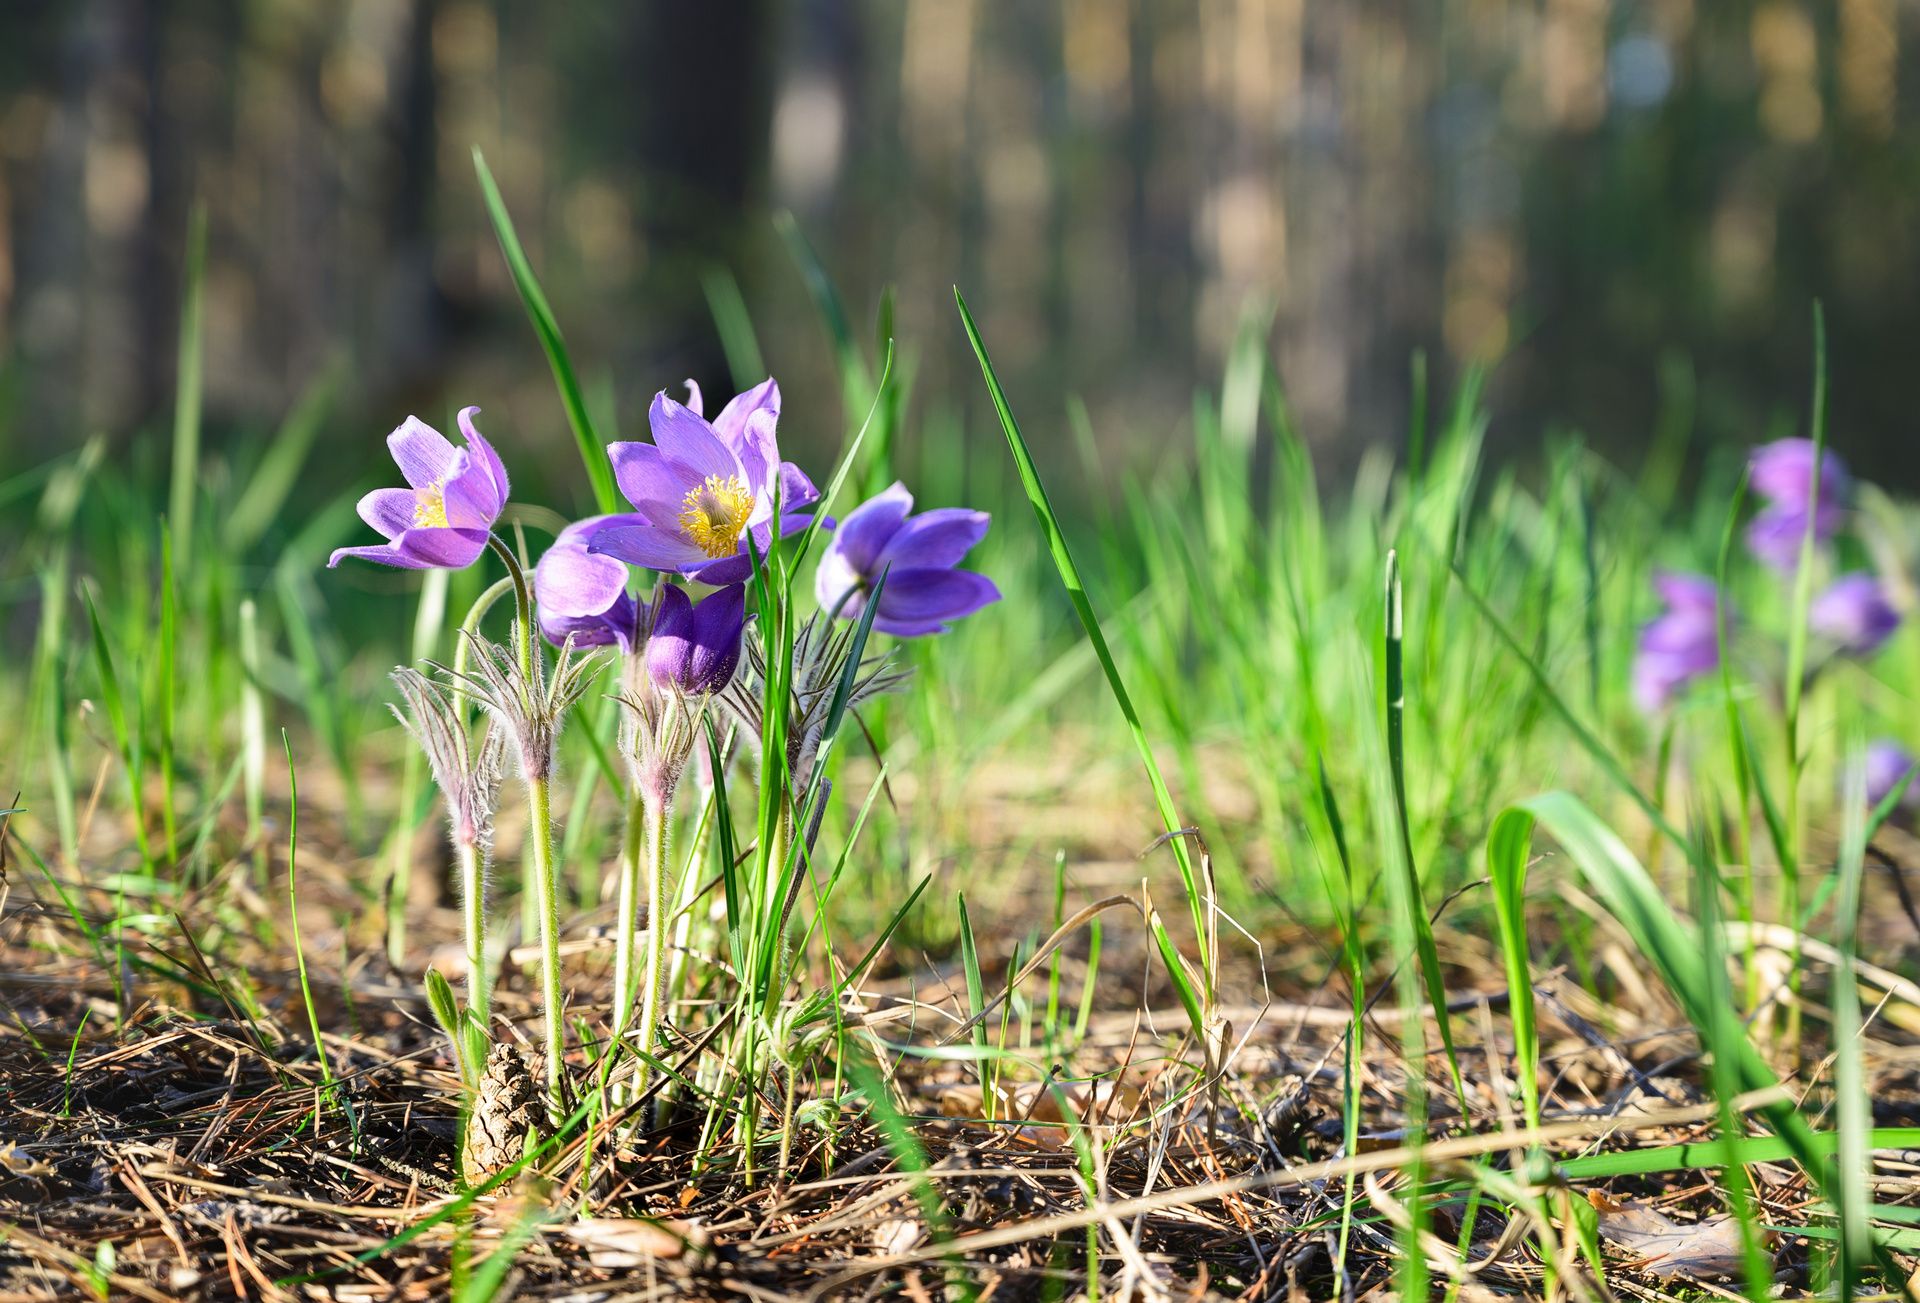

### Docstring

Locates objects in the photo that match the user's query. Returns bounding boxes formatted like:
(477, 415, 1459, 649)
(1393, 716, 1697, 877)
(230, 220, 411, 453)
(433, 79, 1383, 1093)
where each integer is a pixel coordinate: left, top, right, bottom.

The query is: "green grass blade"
(702, 266, 767, 390)
(472, 148, 617, 515)
(955, 288, 1209, 1020)
(1486, 807, 1539, 1129)
(169, 204, 207, 571)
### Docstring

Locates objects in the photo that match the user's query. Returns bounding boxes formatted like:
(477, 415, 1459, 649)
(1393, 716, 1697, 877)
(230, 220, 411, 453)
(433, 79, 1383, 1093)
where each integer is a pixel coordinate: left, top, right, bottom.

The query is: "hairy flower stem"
(527, 775, 565, 1118)
(633, 798, 672, 1096)
(611, 794, 646, 1032)
(484, 532, 566, 1116)
(457, 840, 488, 1022)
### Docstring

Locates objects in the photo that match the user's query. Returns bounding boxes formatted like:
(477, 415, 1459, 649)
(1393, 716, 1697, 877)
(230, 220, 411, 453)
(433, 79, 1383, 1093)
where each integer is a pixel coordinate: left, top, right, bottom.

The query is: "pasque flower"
(646, 583, 747, 696)
(1632, 572, 1724, 713)
(535, 517, 641, 652)
(814, 482, 999, 635)
(590, 381, 824, 585)
(1866, 740, 1919, 808)
(1745, 438, 1849, 572)
(330, 408, 509, 570)
(1811, 573, 1901, 657)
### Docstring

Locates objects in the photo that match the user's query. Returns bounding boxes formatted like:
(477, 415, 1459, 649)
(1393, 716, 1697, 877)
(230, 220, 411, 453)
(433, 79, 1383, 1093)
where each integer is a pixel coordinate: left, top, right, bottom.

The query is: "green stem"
(457, 839, 489, 1023)
(635, 796, 673, 1093)
(528, 774, 565, 1118)
(612, 793, 646, 1031)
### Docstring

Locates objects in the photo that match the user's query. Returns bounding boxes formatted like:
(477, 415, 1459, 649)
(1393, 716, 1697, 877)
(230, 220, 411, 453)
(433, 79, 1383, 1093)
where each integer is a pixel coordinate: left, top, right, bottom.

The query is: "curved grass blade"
(472, 148, 617, 515)
(955, 288, 1210, 1037)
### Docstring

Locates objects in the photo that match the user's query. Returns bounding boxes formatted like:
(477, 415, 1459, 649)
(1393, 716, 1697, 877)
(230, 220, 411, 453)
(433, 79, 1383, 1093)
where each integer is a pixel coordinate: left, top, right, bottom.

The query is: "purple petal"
(1651, 571, 1719, 616)
(329, 527, 490, 571)
(879, 507, 990, 572)
(387, 417, 460, 490)
(536, 523, 633, 618)
(777, 459, 821, 512)
(648, 392, 739, 484)
(873, 568, 1001, 635)
(610, 440, 702, 515)
(683, 379, 704, 417)
(711, 379, 781, 447)
(539, 591, 638, 653)
(830, 483, 914, 577)
(1751, 438, 1850, 507)
(646, 583, 746, 694)
(357, 488, 421, 541)
(1811, 572, 1901, 656)
(588, 522, 711, 573)
(456, 407, 511, 510)
(814, 547, 863, 616)
(1746, 502, 1845, 571)
(1866, 740, 1919, 808)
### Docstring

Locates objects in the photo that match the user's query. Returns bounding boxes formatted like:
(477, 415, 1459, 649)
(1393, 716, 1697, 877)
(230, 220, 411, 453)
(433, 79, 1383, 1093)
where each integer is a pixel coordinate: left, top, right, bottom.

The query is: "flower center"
(678, 475, 755, 559)
(413, 482, 449, 529)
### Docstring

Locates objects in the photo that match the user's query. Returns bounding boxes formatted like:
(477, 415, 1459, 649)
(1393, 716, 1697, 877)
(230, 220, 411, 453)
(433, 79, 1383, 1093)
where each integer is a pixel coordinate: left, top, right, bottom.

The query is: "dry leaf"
(562, 1216, 701, 1267)
(1590, 1192, 1759, 1280)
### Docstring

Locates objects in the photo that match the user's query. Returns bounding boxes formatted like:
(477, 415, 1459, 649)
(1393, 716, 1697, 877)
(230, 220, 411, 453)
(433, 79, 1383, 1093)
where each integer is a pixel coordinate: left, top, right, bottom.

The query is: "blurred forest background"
(1, 0, 1918, 501)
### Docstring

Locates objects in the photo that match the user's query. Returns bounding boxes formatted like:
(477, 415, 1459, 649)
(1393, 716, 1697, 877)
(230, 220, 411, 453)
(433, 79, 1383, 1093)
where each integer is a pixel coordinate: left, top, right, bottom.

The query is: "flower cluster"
(330, 377, 998, 1149)
(1637, 439, 1907, 719)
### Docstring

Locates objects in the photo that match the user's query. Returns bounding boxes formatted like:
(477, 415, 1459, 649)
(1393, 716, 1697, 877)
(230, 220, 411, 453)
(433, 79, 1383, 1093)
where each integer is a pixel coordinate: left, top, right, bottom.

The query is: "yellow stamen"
(412, 483, 449, 529)
(678, 474, 755, 558)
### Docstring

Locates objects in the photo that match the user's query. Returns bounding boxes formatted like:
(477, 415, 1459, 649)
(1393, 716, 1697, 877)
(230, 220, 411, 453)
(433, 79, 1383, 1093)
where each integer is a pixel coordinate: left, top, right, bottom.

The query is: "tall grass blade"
(955, 289, 1210, 1035)
(472, 148, 617, 515)
(169, 204, 207, 571)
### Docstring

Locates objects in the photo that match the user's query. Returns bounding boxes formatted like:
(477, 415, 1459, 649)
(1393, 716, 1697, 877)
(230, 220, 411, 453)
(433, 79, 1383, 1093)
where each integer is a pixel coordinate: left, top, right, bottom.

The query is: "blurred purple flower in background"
(329, 408, 509, 570)
(534, 517, 641, 653)
(591, 382, 823, 585)
(1632, 571, 1724, 713)
(646, 583, 747, 695)
(1866, 740, 1919, 808)
(1745, 438, 1849, 571)
(814, 482, 1000, 636)
(1810, 572, 1901, 657)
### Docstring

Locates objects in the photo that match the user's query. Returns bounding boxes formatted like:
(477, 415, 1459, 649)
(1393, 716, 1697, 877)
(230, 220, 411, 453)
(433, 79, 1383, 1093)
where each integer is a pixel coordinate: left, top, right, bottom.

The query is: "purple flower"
(589, 381, 824, 585)
(534, 517, 641, 653)
(1745, 501, 1847, 572)
(329, 408, 509, 570)
(646, 583, 746, 695)
(1632, 571, 1724, 714)
(1866, 740, 1918, 808)
(1750, 438, 1850, 507)
(1811, 573, 1901, 657)
(1745, 439, 1849, 572)
(814, 482, 1001, 637)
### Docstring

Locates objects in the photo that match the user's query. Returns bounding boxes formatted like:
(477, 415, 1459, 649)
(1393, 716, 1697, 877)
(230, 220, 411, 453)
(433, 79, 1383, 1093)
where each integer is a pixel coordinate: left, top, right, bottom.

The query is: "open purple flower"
(1811, 573, 1901, 657)
(329, 408, 509, 570)
(1745, 439, 1849, 572)
(1866, 740, 1919, 808)
(534, 517, 641, 653)
(589, 381, 823, 586)
(814, 482, 999, 636)
(646, 583, 747, 695)
(1632, 571, 1724, 714)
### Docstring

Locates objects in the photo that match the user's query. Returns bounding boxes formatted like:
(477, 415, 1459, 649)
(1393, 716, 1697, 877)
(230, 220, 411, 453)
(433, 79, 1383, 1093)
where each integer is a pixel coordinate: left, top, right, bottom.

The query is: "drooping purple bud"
(1865, 740, 1918, 809)
(646, 583, 746, 695)
(1811, 573, 1901, 657)
(814, 481, 1000, 636)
